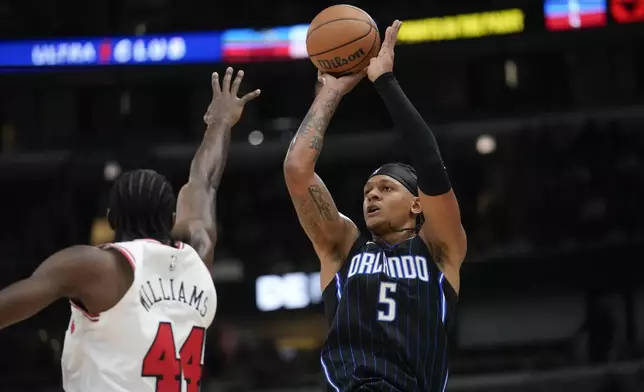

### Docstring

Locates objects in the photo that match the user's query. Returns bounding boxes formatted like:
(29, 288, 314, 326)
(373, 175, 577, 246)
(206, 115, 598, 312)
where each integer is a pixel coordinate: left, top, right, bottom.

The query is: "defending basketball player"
(284, 21, 466, 392)
(0, 67, 259, 391)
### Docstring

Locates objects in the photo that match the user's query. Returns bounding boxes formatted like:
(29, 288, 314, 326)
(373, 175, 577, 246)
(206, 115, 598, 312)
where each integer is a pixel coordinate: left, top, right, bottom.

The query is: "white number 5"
(377, 282, 397, 322)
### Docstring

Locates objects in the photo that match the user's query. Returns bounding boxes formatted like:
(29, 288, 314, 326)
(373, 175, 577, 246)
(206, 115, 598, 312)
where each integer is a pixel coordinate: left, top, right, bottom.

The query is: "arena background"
(1, 0, 644, 391)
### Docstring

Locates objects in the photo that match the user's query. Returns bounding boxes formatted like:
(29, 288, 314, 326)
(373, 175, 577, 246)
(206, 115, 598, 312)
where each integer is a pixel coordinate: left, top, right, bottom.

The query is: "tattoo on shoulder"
(308, 185, 338, 222)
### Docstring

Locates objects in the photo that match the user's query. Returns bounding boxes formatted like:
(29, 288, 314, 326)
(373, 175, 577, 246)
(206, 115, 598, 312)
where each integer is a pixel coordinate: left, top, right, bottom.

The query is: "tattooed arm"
(284, 72, 364, 289)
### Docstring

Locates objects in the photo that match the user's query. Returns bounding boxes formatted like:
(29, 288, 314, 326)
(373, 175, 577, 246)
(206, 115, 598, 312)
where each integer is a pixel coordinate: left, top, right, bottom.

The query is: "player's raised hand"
(204, 67, 261, 126)
(367, 20, 402, 82)
(317, 69, 366, 96)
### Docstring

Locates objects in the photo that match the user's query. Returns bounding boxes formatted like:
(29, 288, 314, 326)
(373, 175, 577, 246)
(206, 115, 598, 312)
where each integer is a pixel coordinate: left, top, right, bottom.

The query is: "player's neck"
(374, 230, 415, 248)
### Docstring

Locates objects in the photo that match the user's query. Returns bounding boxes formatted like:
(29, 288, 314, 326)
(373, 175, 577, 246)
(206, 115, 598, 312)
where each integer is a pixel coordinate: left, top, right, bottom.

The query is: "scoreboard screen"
(544, 0, 607, 30)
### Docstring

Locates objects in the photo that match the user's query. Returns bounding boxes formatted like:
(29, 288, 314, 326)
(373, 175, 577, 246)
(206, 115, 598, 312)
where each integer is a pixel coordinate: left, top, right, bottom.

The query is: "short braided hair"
(107, 169, 176, 244)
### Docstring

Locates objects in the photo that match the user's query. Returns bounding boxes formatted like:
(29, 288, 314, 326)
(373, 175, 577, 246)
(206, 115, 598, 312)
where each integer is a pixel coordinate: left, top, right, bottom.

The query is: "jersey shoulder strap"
(99, 240, 144, 269)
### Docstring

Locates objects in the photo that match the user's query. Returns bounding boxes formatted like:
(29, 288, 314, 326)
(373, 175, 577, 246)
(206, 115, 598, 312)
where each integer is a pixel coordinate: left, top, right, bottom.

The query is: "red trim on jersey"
(69, 301, 99, 322)
(108, 244, 136, 270)
(99, 243, 136, 270)
(176, 241, 185, 249)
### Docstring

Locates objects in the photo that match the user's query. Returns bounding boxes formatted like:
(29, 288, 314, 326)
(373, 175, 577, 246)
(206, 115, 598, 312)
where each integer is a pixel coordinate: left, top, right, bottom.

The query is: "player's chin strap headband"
(368, 163, 424, 233)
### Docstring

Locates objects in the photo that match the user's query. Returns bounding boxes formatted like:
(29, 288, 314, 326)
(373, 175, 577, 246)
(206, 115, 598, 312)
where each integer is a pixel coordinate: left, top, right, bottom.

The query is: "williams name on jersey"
(139, 277, 211, 317)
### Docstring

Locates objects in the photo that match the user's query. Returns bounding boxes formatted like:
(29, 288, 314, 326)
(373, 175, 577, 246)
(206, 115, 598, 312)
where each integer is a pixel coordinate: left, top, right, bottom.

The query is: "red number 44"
(142, 322, 206, 392)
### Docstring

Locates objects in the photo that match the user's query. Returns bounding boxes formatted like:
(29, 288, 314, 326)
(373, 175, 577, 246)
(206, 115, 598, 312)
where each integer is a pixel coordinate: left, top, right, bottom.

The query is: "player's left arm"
(0, 246, 111, 330)
(172, 67, 260, 267)
(369, 21, 467, 269)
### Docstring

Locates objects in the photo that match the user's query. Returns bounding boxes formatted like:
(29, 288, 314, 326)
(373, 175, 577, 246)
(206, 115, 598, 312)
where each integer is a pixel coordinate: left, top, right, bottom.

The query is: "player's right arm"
(0, 246, 114, 330)
(283, 71, 364, 288)
(172, 68, 260, 267)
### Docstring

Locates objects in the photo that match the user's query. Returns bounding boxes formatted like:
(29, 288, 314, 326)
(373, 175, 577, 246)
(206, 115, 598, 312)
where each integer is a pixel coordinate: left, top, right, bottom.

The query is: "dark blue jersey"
(321, 235, 458, 392)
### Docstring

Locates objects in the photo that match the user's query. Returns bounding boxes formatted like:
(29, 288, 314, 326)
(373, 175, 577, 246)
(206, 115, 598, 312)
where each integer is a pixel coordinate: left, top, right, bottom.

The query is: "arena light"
(476, 134, 497, 155)
(396, 9, 525, 44)
(504, 59, 518, 89)
(103, 161, 121, 181)
(248, 130, 264, 145)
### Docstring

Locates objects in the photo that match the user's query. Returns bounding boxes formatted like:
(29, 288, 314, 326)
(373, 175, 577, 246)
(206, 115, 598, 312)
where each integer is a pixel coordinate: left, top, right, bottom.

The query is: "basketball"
(306, 5, 381, 76)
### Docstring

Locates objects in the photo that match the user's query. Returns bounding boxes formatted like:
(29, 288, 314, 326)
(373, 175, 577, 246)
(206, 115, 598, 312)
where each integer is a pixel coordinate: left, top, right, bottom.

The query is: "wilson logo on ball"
(316, 48, 366, 70)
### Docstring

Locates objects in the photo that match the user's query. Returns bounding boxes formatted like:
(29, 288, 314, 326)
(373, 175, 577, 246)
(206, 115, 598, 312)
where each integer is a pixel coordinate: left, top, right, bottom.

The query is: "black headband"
(369, 163, 418, 196)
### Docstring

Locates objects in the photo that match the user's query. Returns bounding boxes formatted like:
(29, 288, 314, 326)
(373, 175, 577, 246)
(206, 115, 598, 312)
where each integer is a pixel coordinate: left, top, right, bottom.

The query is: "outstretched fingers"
(211, 67, 259, 105)
(222, 67, 233, 95)
(241, 89, 262, 104)
(231, 69, 244, 96)
(211, 72, 221, 96)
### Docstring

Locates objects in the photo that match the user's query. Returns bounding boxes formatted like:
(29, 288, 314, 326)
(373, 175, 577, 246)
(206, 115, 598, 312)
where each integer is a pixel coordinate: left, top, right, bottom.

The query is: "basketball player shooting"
(284, 21, 466, 392)
(0, 67, 259, 392)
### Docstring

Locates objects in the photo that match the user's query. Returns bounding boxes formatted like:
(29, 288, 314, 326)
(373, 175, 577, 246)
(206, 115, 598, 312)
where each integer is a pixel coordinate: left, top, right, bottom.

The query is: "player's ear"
(411, 197, 422, 215)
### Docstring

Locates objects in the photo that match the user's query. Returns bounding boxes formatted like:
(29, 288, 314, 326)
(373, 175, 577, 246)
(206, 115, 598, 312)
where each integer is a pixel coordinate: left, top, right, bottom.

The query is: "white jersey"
(61, 239, 217, 392)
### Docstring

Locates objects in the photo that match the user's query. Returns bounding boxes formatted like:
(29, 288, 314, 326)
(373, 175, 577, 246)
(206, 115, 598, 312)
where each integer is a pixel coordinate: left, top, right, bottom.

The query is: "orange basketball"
(306, 5, 380, 76)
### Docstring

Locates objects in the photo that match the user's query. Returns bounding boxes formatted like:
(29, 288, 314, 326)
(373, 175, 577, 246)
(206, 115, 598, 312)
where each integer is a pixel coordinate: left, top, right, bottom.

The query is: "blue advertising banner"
(0, 32, 222, 68)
